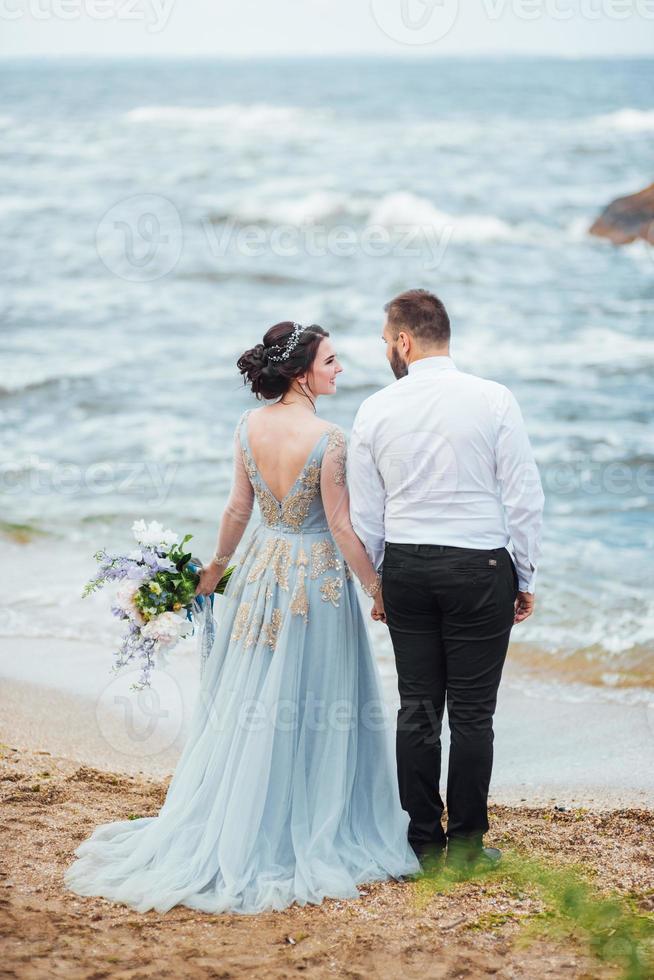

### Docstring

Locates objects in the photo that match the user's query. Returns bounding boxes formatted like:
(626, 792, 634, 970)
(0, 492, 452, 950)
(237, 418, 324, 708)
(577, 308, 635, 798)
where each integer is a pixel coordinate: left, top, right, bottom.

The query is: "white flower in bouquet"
(141, 610, 193, 647)
(131, 519, 179, 550)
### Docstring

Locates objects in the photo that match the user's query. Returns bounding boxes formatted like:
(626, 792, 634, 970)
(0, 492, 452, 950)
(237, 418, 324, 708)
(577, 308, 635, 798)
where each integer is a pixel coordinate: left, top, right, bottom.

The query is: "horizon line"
(1, 50, 653, 62)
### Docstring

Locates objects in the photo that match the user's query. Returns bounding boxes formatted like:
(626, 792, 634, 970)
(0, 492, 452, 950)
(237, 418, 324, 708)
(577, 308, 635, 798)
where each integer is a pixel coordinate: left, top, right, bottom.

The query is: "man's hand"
(370, 592, 387, 625)
(514, 591, 535, 624)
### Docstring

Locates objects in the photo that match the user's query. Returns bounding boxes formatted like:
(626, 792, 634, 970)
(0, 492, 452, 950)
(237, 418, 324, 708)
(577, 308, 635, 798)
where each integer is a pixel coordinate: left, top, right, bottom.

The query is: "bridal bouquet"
(83, 519, 233, 690)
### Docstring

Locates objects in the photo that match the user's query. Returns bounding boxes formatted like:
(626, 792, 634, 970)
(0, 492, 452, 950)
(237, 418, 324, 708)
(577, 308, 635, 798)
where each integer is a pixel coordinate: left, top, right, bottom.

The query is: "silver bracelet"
(362, 574, 382, 598)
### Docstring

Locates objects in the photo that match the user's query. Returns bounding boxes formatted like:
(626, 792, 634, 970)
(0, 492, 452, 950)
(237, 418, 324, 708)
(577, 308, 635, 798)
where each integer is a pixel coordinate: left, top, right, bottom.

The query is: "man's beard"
(390, 347, 408, 380)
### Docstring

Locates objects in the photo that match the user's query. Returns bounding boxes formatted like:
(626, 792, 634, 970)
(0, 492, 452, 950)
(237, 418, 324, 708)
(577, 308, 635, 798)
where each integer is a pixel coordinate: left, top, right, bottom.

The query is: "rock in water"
(589, 183, 654, 245)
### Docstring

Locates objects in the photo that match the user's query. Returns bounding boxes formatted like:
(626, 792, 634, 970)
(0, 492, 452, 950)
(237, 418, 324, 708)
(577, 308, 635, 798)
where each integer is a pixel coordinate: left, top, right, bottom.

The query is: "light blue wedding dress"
(64, 410, 419, 914)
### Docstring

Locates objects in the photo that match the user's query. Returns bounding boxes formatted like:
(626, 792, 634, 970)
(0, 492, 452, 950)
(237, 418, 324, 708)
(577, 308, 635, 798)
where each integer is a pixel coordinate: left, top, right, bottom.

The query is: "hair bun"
(237, 343, 267, 384)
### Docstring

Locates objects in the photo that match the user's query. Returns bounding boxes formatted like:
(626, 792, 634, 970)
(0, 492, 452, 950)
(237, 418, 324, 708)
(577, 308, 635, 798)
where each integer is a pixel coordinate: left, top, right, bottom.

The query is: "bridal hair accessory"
(266, 322, 307, 362)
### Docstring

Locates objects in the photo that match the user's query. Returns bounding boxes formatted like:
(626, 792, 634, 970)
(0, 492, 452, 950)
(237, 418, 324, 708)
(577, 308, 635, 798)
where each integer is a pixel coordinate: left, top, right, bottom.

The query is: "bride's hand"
(195, 563, 221, 597)
(370, 591, 387, 625)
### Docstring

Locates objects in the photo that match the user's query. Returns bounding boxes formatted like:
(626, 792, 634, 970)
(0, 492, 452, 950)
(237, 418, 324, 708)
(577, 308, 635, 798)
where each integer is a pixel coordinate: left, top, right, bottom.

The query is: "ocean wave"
(367, 191, 518, 242)
(227, 190, 354, 226)
(0, 195, 52, 216)
(125, 102, 324, 135)
(0, 354, 130, 397)
(206, 189, 601, 246)
(591, 108, 654, 132)
(208, 189, 525, 243)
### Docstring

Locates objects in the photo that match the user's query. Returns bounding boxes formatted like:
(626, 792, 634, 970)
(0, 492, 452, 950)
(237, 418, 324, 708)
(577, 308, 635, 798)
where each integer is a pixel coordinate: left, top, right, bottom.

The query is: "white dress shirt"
(348, 355, 544, 593)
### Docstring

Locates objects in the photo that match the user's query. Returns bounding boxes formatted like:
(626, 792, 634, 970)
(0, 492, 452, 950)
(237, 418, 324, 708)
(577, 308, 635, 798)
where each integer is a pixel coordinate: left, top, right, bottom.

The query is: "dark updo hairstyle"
(237, 321, 329, 401)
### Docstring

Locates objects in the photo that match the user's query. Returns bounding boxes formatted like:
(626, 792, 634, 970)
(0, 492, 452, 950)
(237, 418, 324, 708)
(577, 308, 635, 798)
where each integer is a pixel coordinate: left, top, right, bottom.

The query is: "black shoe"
(411, 842, 446, 872)
(446, 843, 502, 870)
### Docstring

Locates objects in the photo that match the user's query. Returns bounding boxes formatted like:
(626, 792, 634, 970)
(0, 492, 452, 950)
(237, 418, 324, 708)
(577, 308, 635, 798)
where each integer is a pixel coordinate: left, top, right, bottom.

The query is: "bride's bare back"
(245, 405, 334, 503)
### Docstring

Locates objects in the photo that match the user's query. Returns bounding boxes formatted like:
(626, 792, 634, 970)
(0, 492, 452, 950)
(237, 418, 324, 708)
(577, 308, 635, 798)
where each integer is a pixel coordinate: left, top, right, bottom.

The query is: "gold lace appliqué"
(241, 446, 280, 528)
(281, 461, 321, 530)
(263, 609, 282, 650)
(246, 537, 292, 589)
(320, 576, 343, 608)
(310, 539, 340, 579)
(326, 427, 347, 486)
(289, 544, 309, 623)
(231, 601, 252, 643)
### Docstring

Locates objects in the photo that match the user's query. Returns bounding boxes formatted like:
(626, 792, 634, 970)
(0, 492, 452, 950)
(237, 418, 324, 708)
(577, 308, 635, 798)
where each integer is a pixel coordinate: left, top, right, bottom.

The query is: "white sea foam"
(591, 108, 654, 132)
(366, 191, 515, 242)
(220, 189, 522, 243)
(233, 190, 352, 225)
(125, 103, 323, 137)
(0, 195, 51, 216)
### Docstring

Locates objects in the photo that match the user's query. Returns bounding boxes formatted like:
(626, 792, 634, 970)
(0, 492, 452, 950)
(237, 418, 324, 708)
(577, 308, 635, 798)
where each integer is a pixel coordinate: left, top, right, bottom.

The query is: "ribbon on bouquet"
(186, 561, 217, 679)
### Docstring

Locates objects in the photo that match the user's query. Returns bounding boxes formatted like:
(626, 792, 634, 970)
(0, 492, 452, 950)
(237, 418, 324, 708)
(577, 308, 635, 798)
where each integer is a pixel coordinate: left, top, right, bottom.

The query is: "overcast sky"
(1, 0, 653, 58)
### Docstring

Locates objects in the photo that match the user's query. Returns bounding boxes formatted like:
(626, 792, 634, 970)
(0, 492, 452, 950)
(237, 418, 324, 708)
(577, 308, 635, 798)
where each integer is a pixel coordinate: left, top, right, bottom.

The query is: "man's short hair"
(384, 288, 451, 346)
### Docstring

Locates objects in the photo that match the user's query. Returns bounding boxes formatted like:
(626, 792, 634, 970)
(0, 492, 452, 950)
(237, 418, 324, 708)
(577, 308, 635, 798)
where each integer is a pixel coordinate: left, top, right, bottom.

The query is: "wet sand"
(1, 634, 653, 807)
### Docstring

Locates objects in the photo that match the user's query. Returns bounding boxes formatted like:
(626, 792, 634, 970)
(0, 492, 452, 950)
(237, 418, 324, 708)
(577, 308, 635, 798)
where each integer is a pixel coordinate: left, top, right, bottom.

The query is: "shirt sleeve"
(211, 417, 255, 570)
(320, 426, 381, 594)
(347, 408, 387, 572)
(495, 388, 545, 593)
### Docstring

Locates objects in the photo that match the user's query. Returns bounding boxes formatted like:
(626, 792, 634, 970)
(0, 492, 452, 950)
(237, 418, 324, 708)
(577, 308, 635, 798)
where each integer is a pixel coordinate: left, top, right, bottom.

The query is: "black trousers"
(382, 542, 519, 849)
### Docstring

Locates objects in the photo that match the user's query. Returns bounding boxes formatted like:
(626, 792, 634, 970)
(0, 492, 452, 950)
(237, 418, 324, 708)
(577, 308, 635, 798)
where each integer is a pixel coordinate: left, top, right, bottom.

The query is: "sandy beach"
(1, 743, 653, 979)
(1, 644, 653, 978)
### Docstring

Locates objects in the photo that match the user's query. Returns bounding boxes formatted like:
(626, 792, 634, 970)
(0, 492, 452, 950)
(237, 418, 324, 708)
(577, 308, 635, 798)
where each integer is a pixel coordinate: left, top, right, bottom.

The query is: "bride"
(64, 320, 420, 914)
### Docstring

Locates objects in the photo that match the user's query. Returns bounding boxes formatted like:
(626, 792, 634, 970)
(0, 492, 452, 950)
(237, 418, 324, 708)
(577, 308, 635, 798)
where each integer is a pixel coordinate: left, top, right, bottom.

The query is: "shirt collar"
(407, 355, 457, 376)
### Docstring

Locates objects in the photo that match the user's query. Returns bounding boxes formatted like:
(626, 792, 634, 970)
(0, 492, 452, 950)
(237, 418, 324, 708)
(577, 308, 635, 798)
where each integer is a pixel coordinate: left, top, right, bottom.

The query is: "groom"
(348, 288, 544, 866)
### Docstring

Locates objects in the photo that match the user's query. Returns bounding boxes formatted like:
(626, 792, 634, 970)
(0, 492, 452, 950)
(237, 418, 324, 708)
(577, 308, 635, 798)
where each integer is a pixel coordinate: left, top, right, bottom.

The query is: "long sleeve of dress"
(320, 427, 381, 596)
(210, 421, 255, 570)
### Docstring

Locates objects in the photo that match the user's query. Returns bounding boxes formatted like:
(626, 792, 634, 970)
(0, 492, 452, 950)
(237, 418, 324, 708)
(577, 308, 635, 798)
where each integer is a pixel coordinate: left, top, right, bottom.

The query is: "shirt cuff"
(518, 566, 537, 594)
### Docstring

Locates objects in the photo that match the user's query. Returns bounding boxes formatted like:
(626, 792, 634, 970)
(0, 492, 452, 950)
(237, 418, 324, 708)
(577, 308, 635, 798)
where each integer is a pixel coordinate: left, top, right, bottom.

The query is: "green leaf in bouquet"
(215, 565, 235, 594)
(175, 551, 193, 571)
